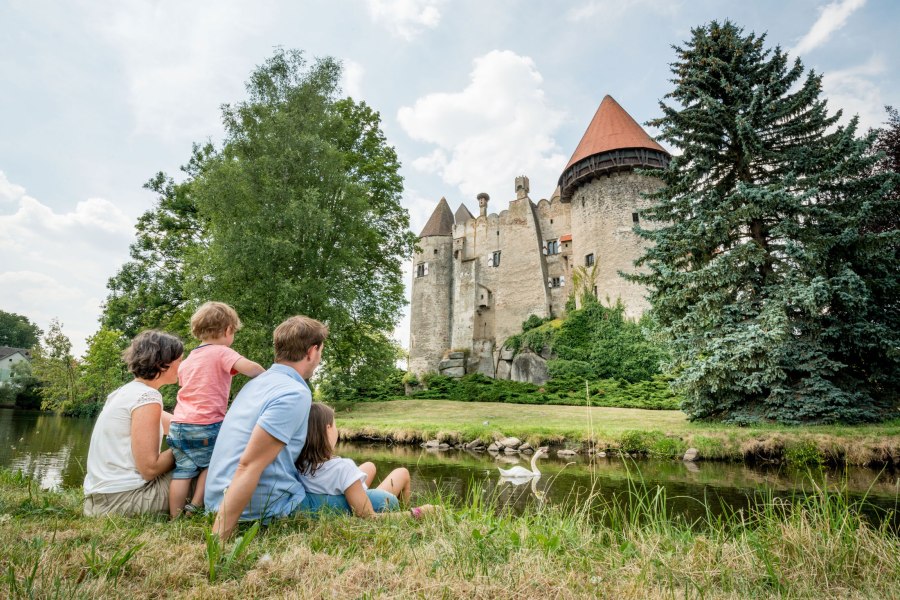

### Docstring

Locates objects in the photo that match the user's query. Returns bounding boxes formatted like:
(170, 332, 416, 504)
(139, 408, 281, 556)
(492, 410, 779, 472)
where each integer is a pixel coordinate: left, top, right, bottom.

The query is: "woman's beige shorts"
(83, 472, 173, 517)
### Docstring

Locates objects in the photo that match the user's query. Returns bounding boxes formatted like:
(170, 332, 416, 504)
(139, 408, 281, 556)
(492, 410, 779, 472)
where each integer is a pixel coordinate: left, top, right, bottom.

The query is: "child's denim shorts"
(167, 421, 221, 480)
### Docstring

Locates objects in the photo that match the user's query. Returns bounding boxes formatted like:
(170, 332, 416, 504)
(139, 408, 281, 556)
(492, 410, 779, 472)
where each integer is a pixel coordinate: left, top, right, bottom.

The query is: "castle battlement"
(409, 96, 670, 380)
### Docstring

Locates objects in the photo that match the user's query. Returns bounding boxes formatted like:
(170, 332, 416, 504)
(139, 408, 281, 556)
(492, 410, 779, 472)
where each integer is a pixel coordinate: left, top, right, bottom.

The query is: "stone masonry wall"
(569, 171, 660, 318)
(409, 235, 453, 374)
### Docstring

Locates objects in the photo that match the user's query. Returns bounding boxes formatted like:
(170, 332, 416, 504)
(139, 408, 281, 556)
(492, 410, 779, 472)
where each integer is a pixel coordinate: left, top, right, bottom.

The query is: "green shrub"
(784, 440, 825, 468)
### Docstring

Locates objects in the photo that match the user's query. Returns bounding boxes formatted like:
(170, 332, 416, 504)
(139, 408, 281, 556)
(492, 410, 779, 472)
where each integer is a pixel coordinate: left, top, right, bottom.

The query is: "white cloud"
(0, 171, 135, 355)
(397, 50, 567, 200)
(85, 0, 271, 142)
(792, 0, 867, 55)
(566, 0, 680, 22)
(341, 59, 365, 99)
(822, 55, 887, 130)
(365, 0, 444, 40)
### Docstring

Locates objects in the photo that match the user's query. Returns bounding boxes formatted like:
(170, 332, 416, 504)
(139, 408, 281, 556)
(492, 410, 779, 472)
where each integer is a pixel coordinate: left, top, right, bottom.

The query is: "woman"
(83, 330, 183, 517)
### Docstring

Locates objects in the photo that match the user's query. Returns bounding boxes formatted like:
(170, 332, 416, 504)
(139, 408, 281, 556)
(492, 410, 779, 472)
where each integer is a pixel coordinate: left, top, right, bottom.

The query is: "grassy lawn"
(3, 469, 899, 598)
(335, 400, 900, 465)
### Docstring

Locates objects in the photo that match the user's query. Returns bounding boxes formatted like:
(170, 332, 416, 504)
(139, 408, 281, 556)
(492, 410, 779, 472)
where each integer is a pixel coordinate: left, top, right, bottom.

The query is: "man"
(205, 315, 327, 539)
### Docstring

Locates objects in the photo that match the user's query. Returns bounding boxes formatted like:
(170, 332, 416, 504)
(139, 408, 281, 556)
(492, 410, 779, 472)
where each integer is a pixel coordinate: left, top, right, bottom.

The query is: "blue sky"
(1, 0, 896, 355)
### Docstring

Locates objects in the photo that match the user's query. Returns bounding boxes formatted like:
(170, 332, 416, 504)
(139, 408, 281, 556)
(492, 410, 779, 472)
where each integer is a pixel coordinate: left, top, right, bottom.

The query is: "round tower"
(558, 95, 670, 317)
(409, 197, 455, 375)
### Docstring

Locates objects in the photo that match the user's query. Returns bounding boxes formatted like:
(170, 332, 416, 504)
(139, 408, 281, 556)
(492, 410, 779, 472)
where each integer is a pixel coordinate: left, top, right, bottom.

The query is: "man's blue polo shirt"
(205, 364, 311, 521)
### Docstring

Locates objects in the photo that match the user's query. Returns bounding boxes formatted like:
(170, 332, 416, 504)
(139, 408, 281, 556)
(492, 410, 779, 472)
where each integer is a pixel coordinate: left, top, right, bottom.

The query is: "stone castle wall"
(569, 171, 660, 319)
(409, 171, 662, 378)
(408, 235, 453, 374)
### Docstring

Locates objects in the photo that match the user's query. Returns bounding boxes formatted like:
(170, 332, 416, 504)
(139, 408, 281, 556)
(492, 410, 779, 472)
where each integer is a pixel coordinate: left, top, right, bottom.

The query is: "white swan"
(497, 447, 547, 478)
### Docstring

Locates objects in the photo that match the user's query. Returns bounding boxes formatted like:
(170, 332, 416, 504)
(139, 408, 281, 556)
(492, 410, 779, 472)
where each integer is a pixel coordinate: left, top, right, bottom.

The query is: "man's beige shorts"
(83, 472, 173, 517)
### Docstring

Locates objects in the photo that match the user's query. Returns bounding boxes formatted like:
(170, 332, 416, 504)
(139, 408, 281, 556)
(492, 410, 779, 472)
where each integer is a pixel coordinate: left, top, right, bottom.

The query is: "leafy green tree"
(101, 49, 415, 394)
(184, 49, 415, 368)
(632, 21, 899, 424)
(31, 319, 79, 412)
(78, 327, 129, 406)
(0, 310, 42, 348)
(103, 169, 204, 339)
(4, 360, 42, 409)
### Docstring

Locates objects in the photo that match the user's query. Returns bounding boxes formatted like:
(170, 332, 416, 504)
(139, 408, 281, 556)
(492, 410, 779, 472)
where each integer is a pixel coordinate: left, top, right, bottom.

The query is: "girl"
(296, 403, 436, 518)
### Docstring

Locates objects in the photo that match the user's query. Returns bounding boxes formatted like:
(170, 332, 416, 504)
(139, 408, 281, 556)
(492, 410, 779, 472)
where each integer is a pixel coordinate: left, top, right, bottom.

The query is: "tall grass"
(1, 467, 898, 598)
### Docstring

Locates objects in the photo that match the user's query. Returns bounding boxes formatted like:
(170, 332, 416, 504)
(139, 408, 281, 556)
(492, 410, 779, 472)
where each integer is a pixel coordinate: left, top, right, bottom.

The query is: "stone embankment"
(420, 433, 702, 462)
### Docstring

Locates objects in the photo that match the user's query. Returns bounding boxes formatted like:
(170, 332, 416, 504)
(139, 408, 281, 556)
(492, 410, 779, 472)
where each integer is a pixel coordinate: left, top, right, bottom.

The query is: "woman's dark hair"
(122, 330, 184, 380)
(296, 403, 335, 476)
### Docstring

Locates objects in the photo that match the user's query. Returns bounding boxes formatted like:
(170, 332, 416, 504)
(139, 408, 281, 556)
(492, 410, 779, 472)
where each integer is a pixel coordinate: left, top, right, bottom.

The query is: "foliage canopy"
(632, 21, 899, 424)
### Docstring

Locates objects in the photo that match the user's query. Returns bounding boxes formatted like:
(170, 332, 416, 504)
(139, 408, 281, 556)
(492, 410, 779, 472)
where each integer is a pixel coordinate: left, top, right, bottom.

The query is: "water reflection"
(1, 409, 898, 527)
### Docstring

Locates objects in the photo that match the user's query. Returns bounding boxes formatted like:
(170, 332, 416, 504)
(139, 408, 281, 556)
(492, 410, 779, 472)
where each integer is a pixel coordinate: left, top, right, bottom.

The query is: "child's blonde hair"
(190, 302, 241, 340)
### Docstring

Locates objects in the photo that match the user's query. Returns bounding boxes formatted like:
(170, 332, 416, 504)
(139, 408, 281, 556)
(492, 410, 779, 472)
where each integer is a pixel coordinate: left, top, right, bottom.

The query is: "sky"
(1, 0, 897, 356)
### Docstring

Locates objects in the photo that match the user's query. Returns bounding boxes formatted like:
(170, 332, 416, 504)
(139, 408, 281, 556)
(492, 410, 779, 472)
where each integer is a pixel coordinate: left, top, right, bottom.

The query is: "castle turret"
(558, 95, 670, 316)
(409, 197, 455, 375)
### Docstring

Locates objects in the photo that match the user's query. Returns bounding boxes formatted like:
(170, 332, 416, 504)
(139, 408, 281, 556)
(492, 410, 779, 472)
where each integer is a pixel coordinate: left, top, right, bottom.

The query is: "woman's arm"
(212, 425, 285, 539)
(131, 403, 174, 480)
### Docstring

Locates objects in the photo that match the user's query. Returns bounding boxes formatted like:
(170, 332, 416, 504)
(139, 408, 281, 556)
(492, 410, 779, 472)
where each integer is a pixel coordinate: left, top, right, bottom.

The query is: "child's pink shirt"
(173, 344, 243, 425)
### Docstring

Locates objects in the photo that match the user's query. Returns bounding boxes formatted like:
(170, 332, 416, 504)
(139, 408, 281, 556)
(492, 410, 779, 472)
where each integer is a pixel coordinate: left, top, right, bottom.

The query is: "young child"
(167, 302, 265, 518)
(297, 403, 437, 518)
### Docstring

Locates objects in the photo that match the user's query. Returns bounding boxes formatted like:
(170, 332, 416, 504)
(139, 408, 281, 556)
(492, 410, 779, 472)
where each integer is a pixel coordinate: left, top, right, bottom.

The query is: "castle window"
(454, 250, 459, 259)
(545, 240, 559, 255)
(632, 212, 640, 224)
(415, 262, 428, 278)
(585, 253, 595, 267)
(434, 248, 439, 254)
(547, 276, 565, 288)
(593, 285, 598, 298)
(488, 250, 501, 267)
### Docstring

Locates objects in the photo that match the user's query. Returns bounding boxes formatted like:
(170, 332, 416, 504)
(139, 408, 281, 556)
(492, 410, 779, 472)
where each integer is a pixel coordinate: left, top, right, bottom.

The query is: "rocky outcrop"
(510, 351, 549, 385)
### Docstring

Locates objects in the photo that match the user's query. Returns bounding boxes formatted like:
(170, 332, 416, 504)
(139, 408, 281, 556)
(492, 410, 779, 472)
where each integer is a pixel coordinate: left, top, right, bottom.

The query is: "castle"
(408, 95, 670, 380)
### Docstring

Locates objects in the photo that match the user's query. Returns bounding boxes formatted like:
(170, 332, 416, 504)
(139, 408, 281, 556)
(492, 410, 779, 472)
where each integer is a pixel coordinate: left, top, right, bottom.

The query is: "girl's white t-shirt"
(298, 457, 368, 495)
(84, 380, 163, 495)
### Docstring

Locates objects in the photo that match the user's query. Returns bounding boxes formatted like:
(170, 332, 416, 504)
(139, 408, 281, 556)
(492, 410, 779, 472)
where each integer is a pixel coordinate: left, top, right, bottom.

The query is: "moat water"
(2, 408, 898, 527)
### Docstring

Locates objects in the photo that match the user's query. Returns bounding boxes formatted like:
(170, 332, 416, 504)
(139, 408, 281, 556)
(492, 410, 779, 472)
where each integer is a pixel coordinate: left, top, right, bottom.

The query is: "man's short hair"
(123, 330, 184, 380)
(191, 301, 241, 340)
(273, 316, 328, 362)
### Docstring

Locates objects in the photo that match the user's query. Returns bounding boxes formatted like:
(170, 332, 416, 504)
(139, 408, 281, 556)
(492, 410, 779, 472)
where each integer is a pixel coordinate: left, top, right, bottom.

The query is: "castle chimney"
(515, 175, 530, 200)
(477, 192, 490, 217)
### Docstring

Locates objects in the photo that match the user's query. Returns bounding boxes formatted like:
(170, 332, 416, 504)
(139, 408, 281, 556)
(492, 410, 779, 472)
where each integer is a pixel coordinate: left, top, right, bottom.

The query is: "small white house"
(0, 347, 32, 384)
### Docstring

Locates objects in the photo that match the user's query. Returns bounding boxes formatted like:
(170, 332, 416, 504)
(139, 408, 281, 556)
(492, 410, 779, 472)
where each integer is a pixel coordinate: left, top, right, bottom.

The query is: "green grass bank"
(3, 469, 900, 598)
(333, 400, 900, 467)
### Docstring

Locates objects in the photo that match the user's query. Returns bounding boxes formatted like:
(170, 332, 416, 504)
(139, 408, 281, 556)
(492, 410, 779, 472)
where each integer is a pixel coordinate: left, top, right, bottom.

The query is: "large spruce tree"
(633, 21, 899, 424)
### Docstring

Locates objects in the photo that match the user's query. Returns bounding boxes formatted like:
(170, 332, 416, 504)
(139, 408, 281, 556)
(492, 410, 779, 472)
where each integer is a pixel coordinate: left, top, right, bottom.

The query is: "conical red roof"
(564, 95, 667, 170)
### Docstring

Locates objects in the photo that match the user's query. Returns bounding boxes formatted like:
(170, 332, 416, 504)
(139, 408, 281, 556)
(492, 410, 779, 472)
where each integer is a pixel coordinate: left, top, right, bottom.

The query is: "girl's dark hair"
(296, 403, 335, 476)
(122, 330, 184, 380)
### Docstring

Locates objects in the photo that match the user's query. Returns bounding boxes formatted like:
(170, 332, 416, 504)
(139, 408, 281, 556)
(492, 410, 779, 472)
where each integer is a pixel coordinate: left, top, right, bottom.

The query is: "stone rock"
(683, 448, 699, 462)
(504, 446, 519, 454)
(437, 443, 450, 450)
(465, 440, 485, 450)
(424, 440, 440, 448)
(496, 360, 511, 380)
(439, 358, 465, 369)
(518, 442, 533, 453)
(598, 451, 607, 458)
(498, 437, 522, 449)
(557, 449, 577, 457)
(447, 351, 466, 360)
(441, 366, 465, 378)
(500, 346, 515, 361)
(510, 351, 549, 385)
(540, 345, 553, 360)
(487, 442, 501, 452)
